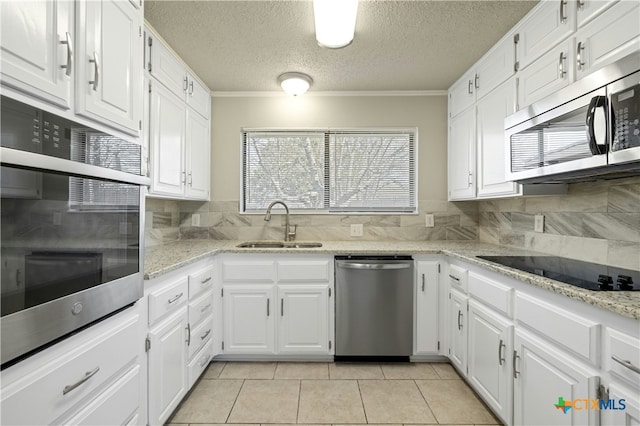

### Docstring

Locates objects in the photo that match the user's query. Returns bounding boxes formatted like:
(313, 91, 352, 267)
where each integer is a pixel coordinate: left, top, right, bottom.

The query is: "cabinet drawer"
(1, 313, 139, 426)
(188, 314, 213, 359)
(222, 260, 275, 282)
(188, 340, 214, 389)
(469, 271, 513, 317)
(448, 264, 468, 292)
(516, 292, 600, 365)
(149, 276, 189, 324)
(62, 365, 140, 425)
(277, 260, 330, 282)
(607, 328, 640, 388)
(189, 290, 214, 328)
(189, 266, 215, 299)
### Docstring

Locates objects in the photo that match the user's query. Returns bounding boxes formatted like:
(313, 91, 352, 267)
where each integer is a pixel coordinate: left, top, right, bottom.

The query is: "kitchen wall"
(478, 176, 640, 270)
(145, 94, 480, 246)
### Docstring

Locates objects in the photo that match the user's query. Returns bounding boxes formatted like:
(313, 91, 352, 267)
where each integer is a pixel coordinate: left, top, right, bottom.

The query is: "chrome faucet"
(264, 200, 297, 241)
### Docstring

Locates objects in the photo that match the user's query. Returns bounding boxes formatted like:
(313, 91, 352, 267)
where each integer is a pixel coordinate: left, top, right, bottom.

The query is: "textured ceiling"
(145, 0, 539, 93)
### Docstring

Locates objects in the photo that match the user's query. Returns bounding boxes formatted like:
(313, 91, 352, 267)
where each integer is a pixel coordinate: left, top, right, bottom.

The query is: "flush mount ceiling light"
(278, 72, 313, 96)
(313, 0, 359, 49)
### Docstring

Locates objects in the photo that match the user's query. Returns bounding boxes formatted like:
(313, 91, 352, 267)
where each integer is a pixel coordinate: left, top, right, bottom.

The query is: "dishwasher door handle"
(337, 262, 412, 270)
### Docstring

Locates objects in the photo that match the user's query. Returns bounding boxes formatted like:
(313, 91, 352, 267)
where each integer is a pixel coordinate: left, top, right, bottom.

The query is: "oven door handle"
(586, 95, 608, 155)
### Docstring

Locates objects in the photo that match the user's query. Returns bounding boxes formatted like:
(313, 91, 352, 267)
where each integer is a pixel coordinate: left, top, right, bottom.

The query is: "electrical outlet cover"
(192, 213, 201, 227)
(534, 214, 545, 233)
(350, 224, 363, 237)
(425, 214, 435, 228)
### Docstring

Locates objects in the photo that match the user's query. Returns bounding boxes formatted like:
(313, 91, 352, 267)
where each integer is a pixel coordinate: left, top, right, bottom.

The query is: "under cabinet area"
(219, 254, 334, 358)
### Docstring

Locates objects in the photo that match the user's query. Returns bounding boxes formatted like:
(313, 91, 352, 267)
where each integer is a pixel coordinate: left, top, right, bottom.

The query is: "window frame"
(240, 127, 418, 215)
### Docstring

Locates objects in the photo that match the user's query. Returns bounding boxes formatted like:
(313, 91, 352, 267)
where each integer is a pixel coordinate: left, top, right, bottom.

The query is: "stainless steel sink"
(236, 241, 322, 249)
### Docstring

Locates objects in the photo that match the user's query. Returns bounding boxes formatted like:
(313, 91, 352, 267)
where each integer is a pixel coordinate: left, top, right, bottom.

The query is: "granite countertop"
(144, 239, 640, 320)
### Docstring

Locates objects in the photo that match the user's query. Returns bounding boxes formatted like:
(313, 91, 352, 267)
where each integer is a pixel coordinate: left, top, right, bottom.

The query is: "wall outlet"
(350, 224, 363, 237)
(425, 214, 435, 228)
(534, 214, 545, 233)
(192, 213, 201, 227)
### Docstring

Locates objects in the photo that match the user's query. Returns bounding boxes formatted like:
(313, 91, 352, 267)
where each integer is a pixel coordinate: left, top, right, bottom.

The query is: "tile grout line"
(356, 379, 369, 424)
(295, 378, 302, 424)
(412, 378, 440, 424)
(224, 378, 245, 424)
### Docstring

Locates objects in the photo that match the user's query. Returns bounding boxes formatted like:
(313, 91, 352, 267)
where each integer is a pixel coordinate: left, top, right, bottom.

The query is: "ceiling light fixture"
(278, 72, 313, 96)
(313, 0, 359, 49)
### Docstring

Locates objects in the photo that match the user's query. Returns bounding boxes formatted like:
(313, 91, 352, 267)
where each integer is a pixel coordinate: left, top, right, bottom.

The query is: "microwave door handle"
(586, 95, 608, 155)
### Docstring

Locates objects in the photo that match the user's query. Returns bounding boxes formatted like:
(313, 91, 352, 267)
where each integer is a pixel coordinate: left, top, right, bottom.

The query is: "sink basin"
(236, 241, 322, 249)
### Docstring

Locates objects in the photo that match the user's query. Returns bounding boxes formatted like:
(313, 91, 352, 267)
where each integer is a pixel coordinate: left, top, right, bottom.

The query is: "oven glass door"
(1, 166, 140, 317)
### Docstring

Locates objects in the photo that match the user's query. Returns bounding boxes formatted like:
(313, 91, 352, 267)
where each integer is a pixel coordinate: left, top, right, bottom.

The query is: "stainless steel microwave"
(505, 52, 640, 184)
(0, 96, 149, 367)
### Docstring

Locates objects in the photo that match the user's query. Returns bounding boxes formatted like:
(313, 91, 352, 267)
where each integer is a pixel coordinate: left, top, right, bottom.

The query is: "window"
(242, 129, 417, 213)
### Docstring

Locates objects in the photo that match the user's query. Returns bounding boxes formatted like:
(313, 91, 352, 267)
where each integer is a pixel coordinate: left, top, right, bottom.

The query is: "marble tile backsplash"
(144, 198, 479, 247)
(478, 176, 640, 270)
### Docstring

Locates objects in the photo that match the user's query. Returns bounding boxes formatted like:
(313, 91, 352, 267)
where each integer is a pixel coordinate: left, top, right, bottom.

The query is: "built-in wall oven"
(505, 52, 640, 183)
(0, 96, 149, 368)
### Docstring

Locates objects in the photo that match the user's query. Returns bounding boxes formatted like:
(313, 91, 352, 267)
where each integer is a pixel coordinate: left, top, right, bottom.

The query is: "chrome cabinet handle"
(267, 299, 270, 317)
(559, 52, 567, 78)
(467, 79, 473, 94)
(281, 298, 284, 317)
(186, 323, 191, 345)
(199, 354, 211, 368)
(201, 329, 211, 340)
(578, 0, 585, 10)
(60, 32, 73, 76)
(338, 262, 410, 270)
(181, 171, 187, 185)
(457, 310, 463, 330)
(513, 350, 520, 378)
(421, 274, 425, 292)
(167, 292, 183, 304)
(449, 274, 460, 282)
(89, 51, 99, 91)
(200, 303, 211, 313)
(498, 339, 506, 365)
(63, 366, 100, 395)
(474, 74, 480, 90)
(201, 276, 212, 285)
(513, 33, 520, 72)
(560, 0, 567, 23)
(577, 41, 585, 70)
(183, 77, 189, 92)
(189, 80, 194, 96)
(188, 172, 193, 186)
(612, 355, 640, 374)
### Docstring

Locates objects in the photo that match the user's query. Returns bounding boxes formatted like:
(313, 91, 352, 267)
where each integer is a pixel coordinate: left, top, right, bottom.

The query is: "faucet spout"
(264, 200, 295, 241)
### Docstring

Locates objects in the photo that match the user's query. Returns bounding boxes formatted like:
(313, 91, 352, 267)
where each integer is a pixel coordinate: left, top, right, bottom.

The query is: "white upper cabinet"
(186, 72, 210, 119)
(575, 0, 640, 79)
(75, 0, 143, 135)
(0, 0, 73, 109)
(448, 69, 477, 118)
(185, 109, 211, 199)
(448, 106, 476, 200)
(576, 0, 619, 27)
(475, 35, 516, 101)
(516, 0, 577, 70)
(476, 78, 520, 198)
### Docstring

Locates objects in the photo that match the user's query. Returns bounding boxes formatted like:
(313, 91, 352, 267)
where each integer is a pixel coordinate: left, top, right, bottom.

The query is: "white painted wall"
(209, 94, 448, 202)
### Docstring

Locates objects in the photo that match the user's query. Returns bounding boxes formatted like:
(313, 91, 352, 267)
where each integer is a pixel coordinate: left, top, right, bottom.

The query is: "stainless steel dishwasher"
(335, 255, 414, 359)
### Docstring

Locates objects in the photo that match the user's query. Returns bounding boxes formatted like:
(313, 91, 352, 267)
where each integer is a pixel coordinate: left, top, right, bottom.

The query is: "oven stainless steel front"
(505, 52, 640, 183)
(0, 96, 150, 368)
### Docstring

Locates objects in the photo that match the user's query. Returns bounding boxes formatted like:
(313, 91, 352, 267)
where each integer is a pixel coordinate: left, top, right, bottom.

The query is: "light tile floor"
(167, 362, 501, 426)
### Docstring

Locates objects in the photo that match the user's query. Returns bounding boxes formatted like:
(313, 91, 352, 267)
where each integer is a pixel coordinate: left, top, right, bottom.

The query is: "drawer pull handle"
(498, 339, 506, 366)
(201, 329, 211, 340)
(449, 274, 460, 282)
(88, 51, 99, 91)
(60, 32, 73, 76)
(513, 350, 520, 378)
(201, 277, 212, 285)
(168, 292, 184, 304)
(200, 303, 212, 313)
(612, 355, 640, 374)
(63, 366, 100, 395)
(199, 354, 211, 368)
(457, 310, 463, 330)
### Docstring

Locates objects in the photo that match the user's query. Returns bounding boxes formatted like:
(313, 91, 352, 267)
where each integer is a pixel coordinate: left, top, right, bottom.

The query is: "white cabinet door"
(185, 108, 210, 200)
(448, 288, 467, 375)
(518, 38, 575, 108)
(468, 300, 512, 425)
(449, 69, 476, 118)
(448, 106, 476, 200)
(148, 32, 187, 99)
(601, 382, 640, 425)
(76, 0, 142, 134)
(517, 0, 577, 69)
(576, 0, 640, 80)
(277, 285, 329, 354)
(149, 81, 186, 197)
(186, 73, 210, 119)
(576, 0, 619, 28)
(513, 329, 600, 426)
(415, 261, 439, 355)
(147, 309, 189, 426)
(0, 0, 73, 108)
(475, 35, 515, 101)
(223, 285, 275, 354)
(476, 78, 520, 198)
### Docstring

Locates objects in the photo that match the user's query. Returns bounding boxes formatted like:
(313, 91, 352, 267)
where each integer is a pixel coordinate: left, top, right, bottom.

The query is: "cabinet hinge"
(139, 120, 142, 131)
(222, 341, 224, 350)
(145, 337, 151, 352)
(148, 80, 152, 93)
(139, 25, 142, 37)
(329, 340, 332, 350)
(329, 288, 331, 297)
(448, 348, 451, 355)
(437, 341, 440, 351)
(598, 384, 609, 401)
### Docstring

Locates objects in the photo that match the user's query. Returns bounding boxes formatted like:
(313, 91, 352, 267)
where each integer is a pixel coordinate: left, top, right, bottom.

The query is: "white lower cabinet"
(223, 285, 276, 354)
(513, 328, 600, 426)
(448, 287, 468, 375)
(415, 259, 440, 355)
(467, 299, 512, 424)
(601, 381, 640, 425)
(277, 285, 329, 354)
(147, 308, 189, 426)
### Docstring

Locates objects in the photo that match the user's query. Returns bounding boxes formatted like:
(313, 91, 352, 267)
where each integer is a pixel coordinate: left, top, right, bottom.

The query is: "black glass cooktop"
(477, 256, 640, 291)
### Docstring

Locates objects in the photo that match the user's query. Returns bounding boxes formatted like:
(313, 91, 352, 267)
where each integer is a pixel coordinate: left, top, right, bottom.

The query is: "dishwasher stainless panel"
(335, 256, 414, 357)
